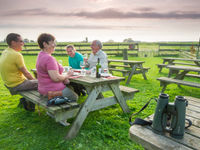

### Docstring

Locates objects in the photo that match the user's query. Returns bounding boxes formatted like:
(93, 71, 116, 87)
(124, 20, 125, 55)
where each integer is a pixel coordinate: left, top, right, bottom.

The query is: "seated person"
(66, 45, 83, 69)
(36, 33, 78, 101)
(85, 40, 108, 72)
(66, 45, 86, 96)
(0, 33, 38, 111)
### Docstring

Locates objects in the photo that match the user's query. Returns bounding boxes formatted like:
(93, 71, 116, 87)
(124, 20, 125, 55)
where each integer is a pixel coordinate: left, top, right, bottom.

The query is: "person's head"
(91, 40, 102, 55)
(6, 33, 24, 51)
(37, 33, 56, 53)
(66, 45, 76, 57)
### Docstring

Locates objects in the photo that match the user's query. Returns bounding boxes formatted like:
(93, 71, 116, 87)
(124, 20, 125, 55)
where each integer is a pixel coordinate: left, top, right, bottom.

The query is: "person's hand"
(84, 58, 88, 63)
(63, 79, 70, 84)
(67, 70, 74, 76)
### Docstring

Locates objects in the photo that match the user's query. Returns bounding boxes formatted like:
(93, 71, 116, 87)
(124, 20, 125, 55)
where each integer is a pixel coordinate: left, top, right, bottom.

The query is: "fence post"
(197, 37, 200, 59)
(123, 49, 128, 65)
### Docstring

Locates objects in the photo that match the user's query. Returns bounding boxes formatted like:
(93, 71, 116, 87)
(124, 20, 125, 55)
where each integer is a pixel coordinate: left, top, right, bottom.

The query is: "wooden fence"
(0, 43, 139, 58)
(158, 43, 199, 58)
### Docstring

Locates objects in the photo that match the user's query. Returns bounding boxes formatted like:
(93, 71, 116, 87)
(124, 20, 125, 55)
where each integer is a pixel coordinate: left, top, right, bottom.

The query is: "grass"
(0, 55, 200, 150)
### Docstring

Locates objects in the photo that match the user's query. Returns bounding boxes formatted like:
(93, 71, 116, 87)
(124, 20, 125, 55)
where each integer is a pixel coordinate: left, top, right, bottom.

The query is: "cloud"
(1, 7, 200, 19)
(0, 24, 142, 30)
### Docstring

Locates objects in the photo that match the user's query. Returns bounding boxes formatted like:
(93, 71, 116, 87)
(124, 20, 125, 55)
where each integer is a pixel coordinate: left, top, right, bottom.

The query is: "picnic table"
(157, 57, 200, 73)
(129, 96, 200, 150)
(22, 69, 139, 139)
(108, 59, 150, 84)
(65, 75, 139, 139)
(157, 65, 200, 92)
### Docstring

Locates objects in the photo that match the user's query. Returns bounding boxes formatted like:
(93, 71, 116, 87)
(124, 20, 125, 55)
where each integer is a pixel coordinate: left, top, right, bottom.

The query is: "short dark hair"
(66, 45, 75, 50)
(37, 33, 55, 49)
(6, 33, 21, 46)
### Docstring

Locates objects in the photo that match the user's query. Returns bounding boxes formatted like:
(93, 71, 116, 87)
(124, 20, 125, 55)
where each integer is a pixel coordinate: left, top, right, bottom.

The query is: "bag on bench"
(47, 96, 75, 106)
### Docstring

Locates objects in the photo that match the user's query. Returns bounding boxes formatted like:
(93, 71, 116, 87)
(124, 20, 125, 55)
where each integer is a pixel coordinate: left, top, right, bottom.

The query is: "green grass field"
(0, 55, 200, 150)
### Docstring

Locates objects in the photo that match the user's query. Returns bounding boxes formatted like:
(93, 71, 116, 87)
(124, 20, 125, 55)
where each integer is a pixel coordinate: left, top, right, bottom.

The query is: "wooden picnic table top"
(108, 59, 144, 64)
(69, 76, 125, 86)
(163, 57, 200, 62)
(129, 96, 200, 150)
(166, 65, 200, 72)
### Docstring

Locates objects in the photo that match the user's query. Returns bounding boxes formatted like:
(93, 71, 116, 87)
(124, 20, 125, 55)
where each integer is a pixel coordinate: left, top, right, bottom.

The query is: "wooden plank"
(119, 85, 139, 94)
(110, 83, 130, 113)
(54, 108, 79, 122)
(185, 96, 200, 103)
(185, 116, 200, 128)
(166, 65, 200, 72)
(65, 85, 102, 139)
(129, 125, 192, 150)
(109, 68, 130, 73)
(185, 74, 200, 78)
(159, 49, 180, 51)
(174, 62, 197, 66)
(157, 77, 200, 88)
(109, 64, 130, 68)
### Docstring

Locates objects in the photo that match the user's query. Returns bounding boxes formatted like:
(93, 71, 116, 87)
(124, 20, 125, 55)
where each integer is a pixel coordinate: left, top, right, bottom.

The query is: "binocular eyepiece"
(152, 93, 187, 139)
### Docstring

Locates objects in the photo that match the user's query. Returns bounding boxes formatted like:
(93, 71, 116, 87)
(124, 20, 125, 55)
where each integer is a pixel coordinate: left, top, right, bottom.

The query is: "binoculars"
(152, 93, 188, 139)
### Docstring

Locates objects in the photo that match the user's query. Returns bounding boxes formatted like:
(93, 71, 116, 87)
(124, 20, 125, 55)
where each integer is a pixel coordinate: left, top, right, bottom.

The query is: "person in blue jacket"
(66, 45, 83, 69)
(66, 45, 86, 96)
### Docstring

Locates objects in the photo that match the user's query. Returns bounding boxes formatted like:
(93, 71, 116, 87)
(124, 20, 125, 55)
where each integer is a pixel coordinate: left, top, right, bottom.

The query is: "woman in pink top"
(36, 33, 78, 101)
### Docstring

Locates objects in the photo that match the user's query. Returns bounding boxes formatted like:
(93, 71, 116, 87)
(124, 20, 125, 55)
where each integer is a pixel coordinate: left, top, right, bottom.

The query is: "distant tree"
(123, 38, 134, 43)
(30, 40, 35, 43)
(24, 38, 29, 43)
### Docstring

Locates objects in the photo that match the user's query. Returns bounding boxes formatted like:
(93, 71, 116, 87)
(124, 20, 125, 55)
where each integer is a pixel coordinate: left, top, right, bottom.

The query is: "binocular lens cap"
(176, 96, 185, 101)
(159, 93, 169, 99)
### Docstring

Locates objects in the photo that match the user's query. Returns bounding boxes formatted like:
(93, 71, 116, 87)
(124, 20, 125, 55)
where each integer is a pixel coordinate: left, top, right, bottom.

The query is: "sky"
(0, 0, 200, 42)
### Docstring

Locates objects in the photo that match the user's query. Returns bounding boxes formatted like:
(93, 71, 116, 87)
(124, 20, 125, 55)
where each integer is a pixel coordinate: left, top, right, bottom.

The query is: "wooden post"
(123, 49, 128, 65)
(197, 37, 200, 59)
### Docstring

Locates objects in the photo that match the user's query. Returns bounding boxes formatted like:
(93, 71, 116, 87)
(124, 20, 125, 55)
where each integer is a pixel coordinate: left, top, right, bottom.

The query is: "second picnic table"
(157, 57, 200, 73)
(108, 59, 150, 84)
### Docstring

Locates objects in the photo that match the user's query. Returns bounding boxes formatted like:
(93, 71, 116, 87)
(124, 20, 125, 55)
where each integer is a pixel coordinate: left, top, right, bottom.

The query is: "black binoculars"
(152, 93, 188, 139)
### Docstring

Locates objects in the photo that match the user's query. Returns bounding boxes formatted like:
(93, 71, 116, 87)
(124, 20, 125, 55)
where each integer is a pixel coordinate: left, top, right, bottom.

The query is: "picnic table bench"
(157, 65, 200, 92)
(17, 73, 139, 139)
(108, 59, 150, 84)
(157, 57, 200, 73)
(129, 96, 200, 150)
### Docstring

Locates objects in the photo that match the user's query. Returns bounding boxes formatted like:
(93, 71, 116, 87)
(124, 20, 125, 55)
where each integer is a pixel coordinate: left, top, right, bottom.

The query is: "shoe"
(18, 98, 35, 112)
(48, 91, 62, 100)
(81, 89, 86, 96)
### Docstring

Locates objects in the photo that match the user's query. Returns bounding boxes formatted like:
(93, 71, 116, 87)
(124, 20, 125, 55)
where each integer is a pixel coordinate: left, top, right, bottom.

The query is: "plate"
(101, 73, 112, 77)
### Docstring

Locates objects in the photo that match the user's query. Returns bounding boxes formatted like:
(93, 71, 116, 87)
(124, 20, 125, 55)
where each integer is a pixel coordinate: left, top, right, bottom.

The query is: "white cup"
(90, 67, 96, 77)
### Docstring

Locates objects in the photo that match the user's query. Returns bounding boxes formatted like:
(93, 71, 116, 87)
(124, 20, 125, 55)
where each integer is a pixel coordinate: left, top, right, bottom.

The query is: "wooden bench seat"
(119, 85, 139, 100)
(173, 62, 197, 66)
(157, 63, 197, 73)
(157, 77, 200, 92)
(185, 73, 200, 78)
(19, 90, 80, 122)
(18, 86, 139, 122)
